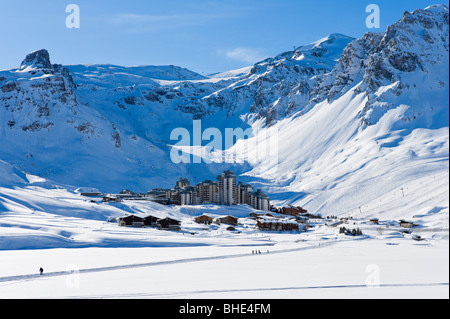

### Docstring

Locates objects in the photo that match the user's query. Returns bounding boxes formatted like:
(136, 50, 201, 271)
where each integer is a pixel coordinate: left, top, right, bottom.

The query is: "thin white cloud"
(220, 47, 267, 64)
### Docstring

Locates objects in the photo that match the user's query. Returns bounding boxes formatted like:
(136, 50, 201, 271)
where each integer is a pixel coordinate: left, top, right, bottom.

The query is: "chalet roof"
(257, 218, 299, 225)
(143, 215, 159, 221)
(103, 194, 117, 198)
(119, 215, 144, 221)
(195, 214, 214, 219)
(158, 217, 181, 224)
(399, 220, 418, 226)
(216, 215, 238, 219)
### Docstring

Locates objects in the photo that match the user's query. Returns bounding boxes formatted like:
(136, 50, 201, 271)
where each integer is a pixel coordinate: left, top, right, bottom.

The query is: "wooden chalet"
(118, 215, 144, 227)
(143, 215, 159, 227)
(80, 192, 102, 197)
(249, 212, 261, 219)
(195, 215, 214, 225)
(270, 205, 308, 216)
(399, 220, 418, 228)
(256, 219, 299, 231)
(301, 213, 322, 219)
(249, 212, 278, 220)
(158, 217, 181, 231)
(295, 215, 309, 223)
(215, 215, 239, 226)
(281, 205, 308, 216)
(102, 194, 121, 203)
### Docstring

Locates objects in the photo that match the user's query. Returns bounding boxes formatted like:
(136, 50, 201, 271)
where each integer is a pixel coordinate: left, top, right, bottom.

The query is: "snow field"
(0, 238, 447, 299)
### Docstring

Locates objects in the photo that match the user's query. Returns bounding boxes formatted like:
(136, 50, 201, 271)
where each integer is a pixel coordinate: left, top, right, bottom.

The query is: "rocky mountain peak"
(19, 49, 53, 71)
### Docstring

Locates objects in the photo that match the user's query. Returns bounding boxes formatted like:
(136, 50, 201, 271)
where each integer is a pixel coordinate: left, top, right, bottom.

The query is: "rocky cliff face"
(320, 5, 449, 129)
(177, 5, 448, 129)
(19, 49, 54, 71)
(181, 33, 354, 125)
(0, 49, 80, 132)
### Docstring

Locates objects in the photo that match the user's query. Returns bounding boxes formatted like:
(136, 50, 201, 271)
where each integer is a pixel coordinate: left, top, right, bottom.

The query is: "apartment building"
(174, 170, 270, 211)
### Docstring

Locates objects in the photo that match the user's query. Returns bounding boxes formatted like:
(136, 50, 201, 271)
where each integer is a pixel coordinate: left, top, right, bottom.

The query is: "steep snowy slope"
(228, 5, 449, 222)
(0, 159, 28, 187)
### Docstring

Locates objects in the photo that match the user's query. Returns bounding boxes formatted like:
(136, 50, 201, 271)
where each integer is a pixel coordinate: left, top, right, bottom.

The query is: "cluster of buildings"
(99, 170, 270, 211)
(171, 170, 270, 211)
(117, 215, 181, 231)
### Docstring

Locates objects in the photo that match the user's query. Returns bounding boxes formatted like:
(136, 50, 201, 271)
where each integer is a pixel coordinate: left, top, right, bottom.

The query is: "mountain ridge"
(0, 4, 448, 205)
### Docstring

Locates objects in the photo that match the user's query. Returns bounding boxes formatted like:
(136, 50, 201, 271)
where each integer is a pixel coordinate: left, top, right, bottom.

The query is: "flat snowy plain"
(0, 189, 448, 299)
(0, 238, 448, 299)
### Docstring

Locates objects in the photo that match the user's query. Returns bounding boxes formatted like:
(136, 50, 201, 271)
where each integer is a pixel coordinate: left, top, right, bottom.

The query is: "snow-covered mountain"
(0, 4, 448, 225)
(0, 34, 355, 191)
(178, 33, 355, 124)
(0, 49, 205, 191)
(230, 4, 449, 218)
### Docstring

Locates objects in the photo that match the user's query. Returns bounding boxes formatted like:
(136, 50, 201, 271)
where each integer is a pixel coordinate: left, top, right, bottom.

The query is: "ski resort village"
(100, 170, 271, 211)
(85, 170, 302, 231)
(74, 169, 433, 240)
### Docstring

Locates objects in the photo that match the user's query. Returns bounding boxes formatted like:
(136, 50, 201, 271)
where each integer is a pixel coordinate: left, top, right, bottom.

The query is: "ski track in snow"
(0, 241, 336, 285)
(2, 239, 447, 299)
(70, 283, 450, 299)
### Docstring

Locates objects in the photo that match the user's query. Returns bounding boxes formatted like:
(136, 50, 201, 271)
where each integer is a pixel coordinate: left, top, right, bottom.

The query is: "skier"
(39, 267, 44, 275)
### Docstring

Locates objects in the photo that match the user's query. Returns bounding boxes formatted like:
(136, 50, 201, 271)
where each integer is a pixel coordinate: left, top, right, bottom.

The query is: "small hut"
(118, 215, 144, 227)
(399, 220, 418, 228)
(102, 194, 121, 203)
(215, 215, 238, 226)
(158, 217, 181, 231)
(195, 215, 214, 225)
(249, 212, 262, 219)
(143, 215, 159, 227)
(256, 219, 299, 231)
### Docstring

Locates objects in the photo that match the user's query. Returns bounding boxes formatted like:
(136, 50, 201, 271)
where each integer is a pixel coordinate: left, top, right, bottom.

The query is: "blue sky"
(0, 0, 447, 74)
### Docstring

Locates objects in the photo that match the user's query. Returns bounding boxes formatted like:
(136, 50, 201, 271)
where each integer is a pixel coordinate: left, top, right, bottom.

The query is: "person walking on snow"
(39, 267, 44, 275)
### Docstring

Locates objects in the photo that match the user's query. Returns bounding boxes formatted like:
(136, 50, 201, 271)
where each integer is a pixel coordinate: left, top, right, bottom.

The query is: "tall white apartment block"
(217, 170, 237, 205)
(197, 180, 219, 203)
(237, 182, 253, 205)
